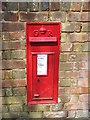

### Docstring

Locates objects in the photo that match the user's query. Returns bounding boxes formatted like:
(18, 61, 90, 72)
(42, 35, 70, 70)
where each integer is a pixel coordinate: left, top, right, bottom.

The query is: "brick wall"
(1, 1, 90, 119)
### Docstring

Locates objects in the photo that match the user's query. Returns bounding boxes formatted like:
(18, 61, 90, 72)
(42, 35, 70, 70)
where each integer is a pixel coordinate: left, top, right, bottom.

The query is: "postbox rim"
(26, 22, 60, 104)
(26, 22, 61, 25)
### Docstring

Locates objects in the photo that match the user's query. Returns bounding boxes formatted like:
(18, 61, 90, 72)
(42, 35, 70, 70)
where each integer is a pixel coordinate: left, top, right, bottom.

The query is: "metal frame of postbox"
(26, 22, 61, 104)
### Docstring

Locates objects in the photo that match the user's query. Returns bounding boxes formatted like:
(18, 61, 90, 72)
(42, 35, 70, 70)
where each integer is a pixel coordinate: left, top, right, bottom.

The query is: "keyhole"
(38, 79, 40, 83)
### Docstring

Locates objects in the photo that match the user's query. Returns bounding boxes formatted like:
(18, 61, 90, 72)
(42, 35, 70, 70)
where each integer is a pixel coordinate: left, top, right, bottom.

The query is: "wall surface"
(1, 1, 90, 119)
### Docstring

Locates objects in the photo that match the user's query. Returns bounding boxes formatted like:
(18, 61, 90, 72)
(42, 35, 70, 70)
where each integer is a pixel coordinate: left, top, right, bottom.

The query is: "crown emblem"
(40, 25, 47, 34)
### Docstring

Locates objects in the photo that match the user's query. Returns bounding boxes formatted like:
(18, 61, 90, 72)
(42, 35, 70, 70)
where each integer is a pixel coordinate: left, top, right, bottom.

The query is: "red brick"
(75, 23, 81, 32)
(64, 102, 88, 110)
(0, 97, 1, 108)
(29, 2, 39, 12)
(79, 70, 88, 78)
(4, 12, 18, 21)
(73, 43, 82, 52)
(11, 50, 25, 59)
(13, 87, 26, 96)
(82, 2, 90, 11)
(0, 61, 2, 69)
(19, 2, 28, 11)
(2, 80, 26, 88)
(59, 95, 70, 103)
(2, 60, 25, 69)
(0, 12, 4, 21)
(20, 40, 26, 49)
(2, 22, 25, 32)
(70, 95, 79, 103)
(81, 12, 90, 22)
(79, 94, 88, 102)
(2, 70, 4, 80)
(61, 33, 68, 43)
(67, 12, 81, 22)
(72, 62, 79, 70)
(68, 53, 77, 62)
(0, 70, 2, 79)
(29, 111, 43, 118)
(50, 12, 66, 22)
(2, 112, 28, 118)
(50, 2, 60, 11)
(5, 2, 18, 11)
(82, 42, 89, 52)
(62, 23, 81, 32)
(2, 51, 11, 59)
(5, 88, 13, 96)
(60, 62, 73, 71)
(3, 31, 25, 40)
(71, 2, 81, 11)
(82, 34, 89, 43)
(68, 110, 76, 118)
(20, 12, 48, 22)
(43, 111, 67, 118)
(89, 70, 90, 79)
(76, 110, 89, 118)
(52, 103, 63, 111)
(82, 23, 90, 32)
(61, 43, 73, 52)
(13, 69, 26, 79)
(2, 41, 21, 50)
(78, 78, 88, 87)
(69, 33, 89, 43)
(59, 87, 88, 95)
(71, 87, 88, 94)
(71, 79, 78, 87)
(59, 71, 65, 78)
(78, 61, 88, 70)
(60, 79, 71, 87)
(0, 2, 2, 11)
(3, 70, 13, 80)
(2, 2, 7, 11)
(29, 104, 50, 112)
(89, 88, 90, 94)
(65, 71, 79, 79)
(59, 87, 71, 95)
(40, 2, 49, 11)
(76, 53, 88, 61)
(60, 2, 70, 11)
(10, 104, 23, 112)
(60, 53, 69, 62)
(0, 31, 2, 38)
(78, 78, 89, 87)
(2, 96, 26, 104)
(2, 105, 9, 112)
(2, 89, 5, 96)
(0, 23, 2, 32)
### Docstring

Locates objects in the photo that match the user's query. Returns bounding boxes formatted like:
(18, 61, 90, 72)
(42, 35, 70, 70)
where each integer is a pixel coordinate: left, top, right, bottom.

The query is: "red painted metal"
(26, 22, 61, 104)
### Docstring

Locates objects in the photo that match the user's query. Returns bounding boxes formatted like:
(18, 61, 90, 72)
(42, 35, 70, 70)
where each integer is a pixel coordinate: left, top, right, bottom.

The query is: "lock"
(38, 79, 40, 83)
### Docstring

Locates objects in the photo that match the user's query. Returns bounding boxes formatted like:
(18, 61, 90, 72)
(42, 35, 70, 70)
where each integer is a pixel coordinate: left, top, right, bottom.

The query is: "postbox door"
(32, 53, 54, 100)
(26, 22, 60, 104)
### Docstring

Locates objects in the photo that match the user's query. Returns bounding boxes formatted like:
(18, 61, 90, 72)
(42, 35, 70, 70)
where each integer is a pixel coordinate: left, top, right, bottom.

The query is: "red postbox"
(26, 22, 61, 104)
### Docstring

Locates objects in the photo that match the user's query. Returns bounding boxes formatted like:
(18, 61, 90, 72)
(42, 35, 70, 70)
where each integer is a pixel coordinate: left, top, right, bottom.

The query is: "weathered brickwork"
(1, 1, 90, 119)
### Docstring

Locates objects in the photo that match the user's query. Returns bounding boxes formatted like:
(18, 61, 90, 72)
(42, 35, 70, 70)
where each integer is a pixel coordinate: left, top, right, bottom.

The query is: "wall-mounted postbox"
(26, 22, 60, 104)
